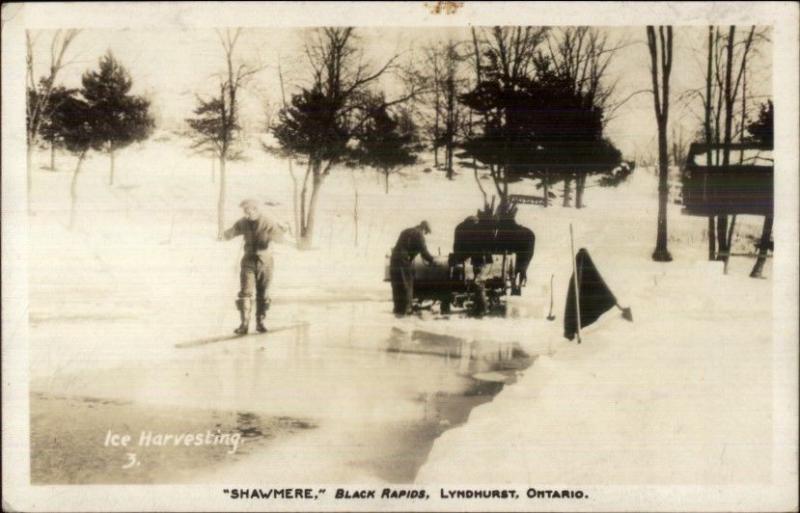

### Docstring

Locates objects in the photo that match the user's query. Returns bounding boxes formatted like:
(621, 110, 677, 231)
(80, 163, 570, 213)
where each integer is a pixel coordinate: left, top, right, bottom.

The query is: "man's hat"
(239, 198, 261, 209)
(419, 220, 431, 234)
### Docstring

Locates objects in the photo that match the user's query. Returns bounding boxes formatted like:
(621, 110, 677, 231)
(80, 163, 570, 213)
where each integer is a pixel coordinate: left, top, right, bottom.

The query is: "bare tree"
(647, 25, 673, 262)
(275, 58, 301, 239)
(187, 29, 260, 239)
(703, 25, 717, 260)
(717, 26, 756, 264)
(420, 39, 468, 179)
(423, 44, 443, 168)
(25, 29, 80, 202)
(468, 27, 490, 208)
(441, 40, 466, 180)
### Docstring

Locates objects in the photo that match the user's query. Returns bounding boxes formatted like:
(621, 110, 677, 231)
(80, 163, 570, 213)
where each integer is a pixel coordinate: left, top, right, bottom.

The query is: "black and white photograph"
(2, 2, 798, 512)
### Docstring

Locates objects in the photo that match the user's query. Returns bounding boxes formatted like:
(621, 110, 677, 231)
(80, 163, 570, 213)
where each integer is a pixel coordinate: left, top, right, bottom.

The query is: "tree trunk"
(217, 156, 226, 239)
(749, 215, 773, 278)
(543, 172, 549, 208)
(648, 26, 673, 262)
(739, 62, 747, 164)
(50, 142, 56, 170)
(109, 150, 116, 186)
(301, 171, 324, 249)
(299, 163, 310, 244)
(716, 216, 729, 259)
(575, 174, 586, 208)
(26, 145, 33, 208)
(707, 217, 717, 260)
(69, 153, 86, 230)
(563, 177, 572, 207)
(353, 183, 359, 247)
(705, 26, 717, 260)
(289, 158, 300, 237)
(653, 119, 672, 261)
(298, 161, 324, 250)
(433, 82, 440, 169)
(384, 168, 389, 194)
(473, 165, 488, 208)
(718, 27, 736, 259)
(445, 77, 455, 180)
(726, 214, 737, 255)
(446, 143, 453, 180)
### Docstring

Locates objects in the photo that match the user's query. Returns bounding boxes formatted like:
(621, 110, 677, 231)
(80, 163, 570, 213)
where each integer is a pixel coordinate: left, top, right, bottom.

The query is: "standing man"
(223, 199, 288, 334)
(390, 220, 434, 316)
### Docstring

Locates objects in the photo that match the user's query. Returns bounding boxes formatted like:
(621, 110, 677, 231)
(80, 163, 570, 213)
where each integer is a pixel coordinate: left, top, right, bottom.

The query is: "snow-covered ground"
(27, 134, 779, 489)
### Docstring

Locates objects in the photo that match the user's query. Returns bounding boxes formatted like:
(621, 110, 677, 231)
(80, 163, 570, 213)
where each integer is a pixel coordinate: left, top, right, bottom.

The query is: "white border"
(2, 2, 798, 512)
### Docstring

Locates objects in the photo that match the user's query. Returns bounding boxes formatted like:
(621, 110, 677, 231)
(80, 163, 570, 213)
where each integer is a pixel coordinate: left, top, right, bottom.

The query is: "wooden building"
(681, 143, 773, 217)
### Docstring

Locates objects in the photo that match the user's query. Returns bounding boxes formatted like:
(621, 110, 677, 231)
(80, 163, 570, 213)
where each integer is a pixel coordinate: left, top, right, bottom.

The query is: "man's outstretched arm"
(222, 220, 242, 241)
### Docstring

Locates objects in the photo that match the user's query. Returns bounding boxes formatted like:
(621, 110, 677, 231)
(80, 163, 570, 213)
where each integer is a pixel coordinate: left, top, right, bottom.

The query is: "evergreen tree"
(273, 85, 349, 166)
(460, 56, 621, 208)
(355, 99, 419, 194)
(746, 100, 773, 147)
(81, 51, 153, 185)
(30, 84, 76, 170)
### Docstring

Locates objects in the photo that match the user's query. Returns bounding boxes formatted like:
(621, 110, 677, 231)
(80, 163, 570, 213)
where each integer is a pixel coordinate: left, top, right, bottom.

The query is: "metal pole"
(570, 223, 582, 344)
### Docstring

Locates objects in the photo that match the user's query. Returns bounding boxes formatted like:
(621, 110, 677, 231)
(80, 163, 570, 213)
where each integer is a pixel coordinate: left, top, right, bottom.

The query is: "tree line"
(184, 27, 630, 246)
(26, 26, 773, 273)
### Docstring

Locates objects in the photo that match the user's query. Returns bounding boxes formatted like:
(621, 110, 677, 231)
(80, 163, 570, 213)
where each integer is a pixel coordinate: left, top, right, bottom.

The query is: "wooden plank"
(509, 194, 545, 206)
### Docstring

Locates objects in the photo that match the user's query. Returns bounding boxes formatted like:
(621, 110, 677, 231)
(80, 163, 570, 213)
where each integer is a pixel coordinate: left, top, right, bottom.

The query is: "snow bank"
(415, 171, 774, 486)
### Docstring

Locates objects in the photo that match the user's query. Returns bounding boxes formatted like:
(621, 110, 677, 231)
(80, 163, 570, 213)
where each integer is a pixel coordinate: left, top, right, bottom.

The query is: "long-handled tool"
(569, 224, 582, 344)
(546, 274, 556, 321)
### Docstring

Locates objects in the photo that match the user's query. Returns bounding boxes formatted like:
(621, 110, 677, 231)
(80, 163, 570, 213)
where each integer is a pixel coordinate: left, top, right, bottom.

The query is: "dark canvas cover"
(564, 248, 618, 340)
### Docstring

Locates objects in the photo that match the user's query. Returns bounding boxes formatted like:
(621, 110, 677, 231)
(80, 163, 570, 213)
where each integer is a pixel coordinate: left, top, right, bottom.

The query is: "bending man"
(390, 221, 434, 316)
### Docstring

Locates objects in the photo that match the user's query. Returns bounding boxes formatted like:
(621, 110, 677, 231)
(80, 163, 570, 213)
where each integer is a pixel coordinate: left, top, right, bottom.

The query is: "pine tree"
(355, 99, 419, 194)
(30, 84, 76, 170)
(746, 100, 773, 147)
(460, 55, 620, 208)
(81, 51, 153, 185)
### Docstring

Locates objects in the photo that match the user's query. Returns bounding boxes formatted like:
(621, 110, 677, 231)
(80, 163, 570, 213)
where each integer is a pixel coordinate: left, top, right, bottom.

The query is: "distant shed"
(681, 143, 773, 217)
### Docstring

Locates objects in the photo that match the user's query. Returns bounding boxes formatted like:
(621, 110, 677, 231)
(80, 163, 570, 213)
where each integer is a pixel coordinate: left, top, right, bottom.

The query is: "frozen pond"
(30, 301, 533, 484)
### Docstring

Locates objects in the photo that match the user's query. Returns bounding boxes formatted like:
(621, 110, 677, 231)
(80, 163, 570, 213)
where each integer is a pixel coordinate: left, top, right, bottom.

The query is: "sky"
(29, 26, 772, 161)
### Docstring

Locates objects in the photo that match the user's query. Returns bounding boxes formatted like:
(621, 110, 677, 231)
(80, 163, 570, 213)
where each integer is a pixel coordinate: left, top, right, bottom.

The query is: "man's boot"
(234, 298, 252, 335)
(255, 299, 269, 333)
(255, 315, 267, 333)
